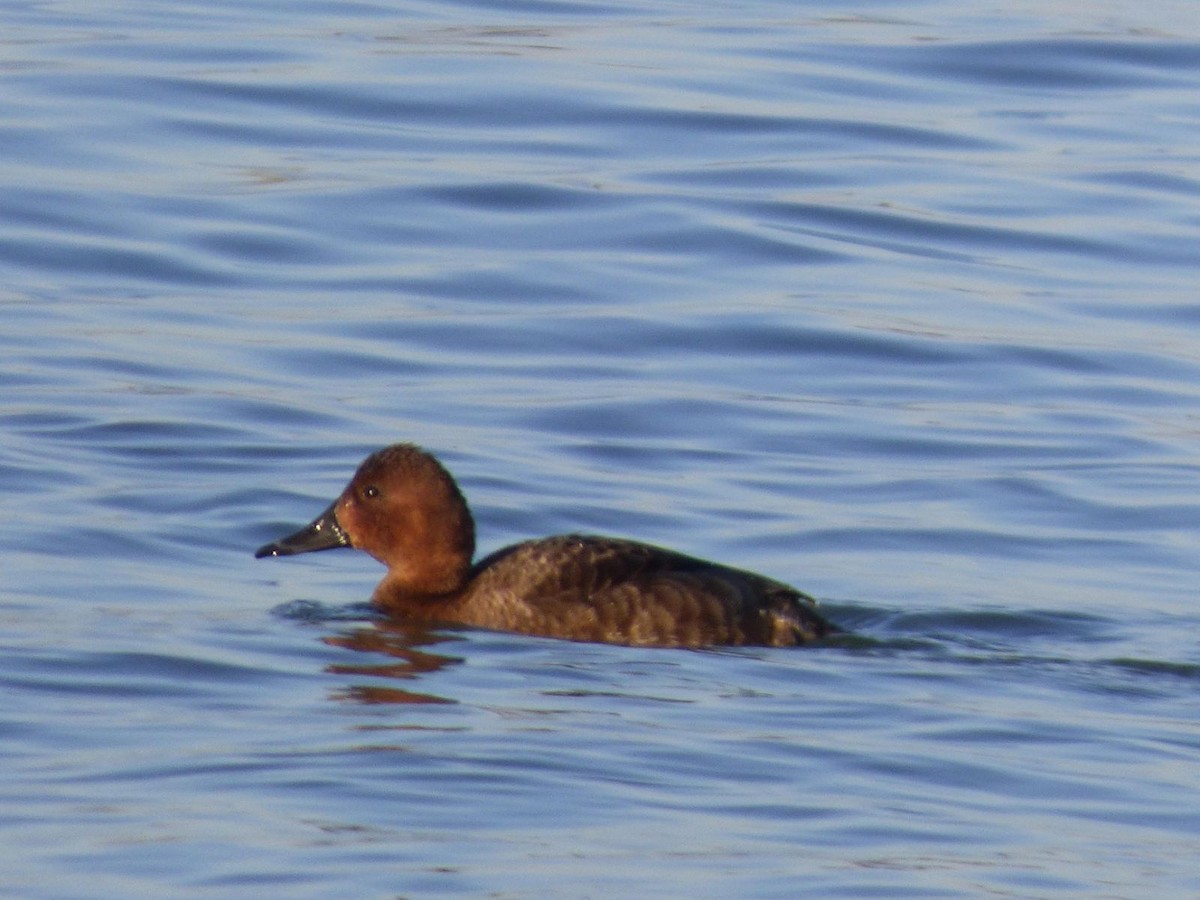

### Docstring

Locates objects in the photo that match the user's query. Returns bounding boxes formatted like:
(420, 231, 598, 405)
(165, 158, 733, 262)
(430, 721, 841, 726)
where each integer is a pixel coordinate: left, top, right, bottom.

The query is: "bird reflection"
(322, 620, 464, 705)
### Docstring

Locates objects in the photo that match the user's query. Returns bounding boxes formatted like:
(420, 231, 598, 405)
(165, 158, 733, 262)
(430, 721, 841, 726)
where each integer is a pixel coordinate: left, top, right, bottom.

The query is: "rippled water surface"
(3, 0, 1200, 896)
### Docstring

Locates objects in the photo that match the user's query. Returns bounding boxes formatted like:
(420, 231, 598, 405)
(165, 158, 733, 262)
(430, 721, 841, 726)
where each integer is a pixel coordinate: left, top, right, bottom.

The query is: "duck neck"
(372, 543, 472, 612)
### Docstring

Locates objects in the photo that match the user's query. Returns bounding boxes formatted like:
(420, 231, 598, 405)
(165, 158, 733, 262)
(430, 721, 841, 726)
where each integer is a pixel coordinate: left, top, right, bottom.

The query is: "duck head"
(255, 443, 476, 598)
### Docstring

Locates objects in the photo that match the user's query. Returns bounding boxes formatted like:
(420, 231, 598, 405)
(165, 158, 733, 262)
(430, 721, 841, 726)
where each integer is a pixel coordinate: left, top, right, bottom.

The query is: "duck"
(255, 443, 838, 648)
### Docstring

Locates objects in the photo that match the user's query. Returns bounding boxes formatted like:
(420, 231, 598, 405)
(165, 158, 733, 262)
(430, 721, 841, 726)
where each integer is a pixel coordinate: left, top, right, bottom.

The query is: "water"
(3, 0, 1199, 896)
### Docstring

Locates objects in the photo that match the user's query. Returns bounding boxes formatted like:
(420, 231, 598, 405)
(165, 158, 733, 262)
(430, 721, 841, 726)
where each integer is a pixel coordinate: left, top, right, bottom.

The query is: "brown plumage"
(256, 443, 837, 648)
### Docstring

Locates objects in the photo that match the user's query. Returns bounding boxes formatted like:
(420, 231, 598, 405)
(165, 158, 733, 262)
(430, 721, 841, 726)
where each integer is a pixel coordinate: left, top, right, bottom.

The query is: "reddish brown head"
(256, 444, 476, 600)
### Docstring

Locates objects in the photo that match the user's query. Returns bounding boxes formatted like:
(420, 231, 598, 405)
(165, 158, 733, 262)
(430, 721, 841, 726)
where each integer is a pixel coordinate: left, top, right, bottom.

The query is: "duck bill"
(255, 502, 351, 558)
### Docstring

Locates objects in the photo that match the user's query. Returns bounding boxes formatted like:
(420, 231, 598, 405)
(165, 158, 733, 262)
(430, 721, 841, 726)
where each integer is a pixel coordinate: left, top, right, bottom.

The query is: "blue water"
(3, 0, 1199, 895)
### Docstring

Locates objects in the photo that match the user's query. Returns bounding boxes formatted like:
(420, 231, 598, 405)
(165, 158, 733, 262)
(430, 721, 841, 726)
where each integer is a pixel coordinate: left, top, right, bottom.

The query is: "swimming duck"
(255, 443, 837, 647)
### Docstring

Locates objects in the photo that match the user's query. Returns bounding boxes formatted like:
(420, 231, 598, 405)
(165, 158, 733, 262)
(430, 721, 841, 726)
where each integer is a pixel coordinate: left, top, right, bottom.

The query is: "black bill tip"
(254, 502, 350, 559)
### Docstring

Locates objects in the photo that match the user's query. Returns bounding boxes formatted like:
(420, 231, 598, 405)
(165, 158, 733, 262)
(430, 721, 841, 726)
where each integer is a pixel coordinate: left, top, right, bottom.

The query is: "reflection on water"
(324, 621, 464, 705)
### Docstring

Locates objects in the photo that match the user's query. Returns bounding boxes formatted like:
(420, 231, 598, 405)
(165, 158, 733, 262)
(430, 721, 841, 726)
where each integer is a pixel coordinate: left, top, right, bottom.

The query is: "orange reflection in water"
(323, 620, 465, 705)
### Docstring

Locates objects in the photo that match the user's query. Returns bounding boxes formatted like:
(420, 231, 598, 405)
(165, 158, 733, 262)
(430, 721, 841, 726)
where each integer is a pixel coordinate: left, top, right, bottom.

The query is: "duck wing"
(467, 535, 835, 647)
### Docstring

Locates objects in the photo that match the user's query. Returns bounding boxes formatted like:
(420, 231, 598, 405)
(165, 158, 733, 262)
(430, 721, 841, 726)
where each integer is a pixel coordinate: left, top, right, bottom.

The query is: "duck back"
(424, 535, 834, 648)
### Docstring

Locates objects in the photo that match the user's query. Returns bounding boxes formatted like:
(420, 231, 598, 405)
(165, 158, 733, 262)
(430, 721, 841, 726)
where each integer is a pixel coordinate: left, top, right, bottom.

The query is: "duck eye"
(363, 485, 381, 500)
